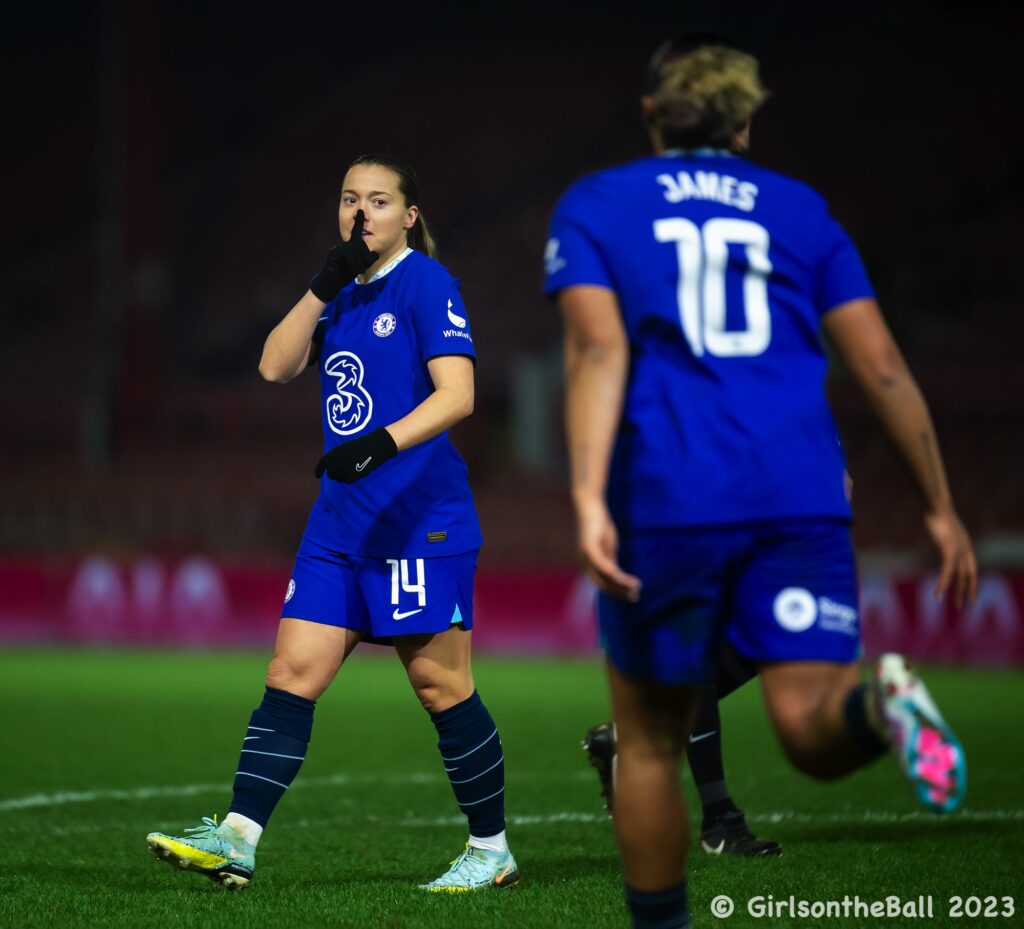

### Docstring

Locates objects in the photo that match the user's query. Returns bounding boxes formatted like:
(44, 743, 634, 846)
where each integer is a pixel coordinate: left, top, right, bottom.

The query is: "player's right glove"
(309, 209, 379, 302)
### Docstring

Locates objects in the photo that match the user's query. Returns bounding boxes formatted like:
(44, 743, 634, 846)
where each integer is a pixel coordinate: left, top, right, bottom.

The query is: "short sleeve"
(814, 215, 875, 314)
(411, 267, 477, 363)
(543, 181, 615, 297)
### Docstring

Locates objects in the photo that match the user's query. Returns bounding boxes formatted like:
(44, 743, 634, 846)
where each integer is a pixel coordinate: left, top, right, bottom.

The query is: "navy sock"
(431, 691, 505, 838)
(843, 683, 889, 758)
(228, 686, 315, 827)
(625, 883, 690, 929)
(688, 683, 734, 819)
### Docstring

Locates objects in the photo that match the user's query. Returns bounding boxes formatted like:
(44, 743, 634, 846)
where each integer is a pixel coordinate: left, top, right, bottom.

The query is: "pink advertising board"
(0, 557, 1021, 664)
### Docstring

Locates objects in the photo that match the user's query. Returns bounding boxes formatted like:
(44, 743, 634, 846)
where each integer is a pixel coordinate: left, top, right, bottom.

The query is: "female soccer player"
(546, 34, 975, 929)
(147, 154, 518, 893)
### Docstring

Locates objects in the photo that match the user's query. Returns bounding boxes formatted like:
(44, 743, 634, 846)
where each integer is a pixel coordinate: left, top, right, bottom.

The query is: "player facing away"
(582, 638, 780, 857)
(546, 35, 976, 929)
(146, 154, 519, 893)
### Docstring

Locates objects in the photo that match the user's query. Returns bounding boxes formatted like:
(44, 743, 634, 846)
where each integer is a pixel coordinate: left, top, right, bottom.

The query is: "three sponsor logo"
(324, 351, 373, 436)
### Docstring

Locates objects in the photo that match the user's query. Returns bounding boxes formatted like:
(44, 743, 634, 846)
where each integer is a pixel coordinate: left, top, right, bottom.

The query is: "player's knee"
(771, 711, 845, 781)
(266, 654, 320, 694)
(409, 676, 472, 714)
(776, 735, 845, 781)
(619, 730, 687, 763)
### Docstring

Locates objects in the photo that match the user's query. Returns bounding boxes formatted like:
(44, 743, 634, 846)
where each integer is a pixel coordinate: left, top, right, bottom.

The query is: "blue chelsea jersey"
(544, 152, 874, 529)
(304, 248, 482, 557)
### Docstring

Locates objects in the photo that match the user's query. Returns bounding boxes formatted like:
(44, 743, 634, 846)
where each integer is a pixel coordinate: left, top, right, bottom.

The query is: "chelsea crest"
(372, 312, 397, 338)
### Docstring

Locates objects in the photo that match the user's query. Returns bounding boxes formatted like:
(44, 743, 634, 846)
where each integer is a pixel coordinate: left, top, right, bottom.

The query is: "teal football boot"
(419, 844, 520, 892)
(146, 816, 255, 890)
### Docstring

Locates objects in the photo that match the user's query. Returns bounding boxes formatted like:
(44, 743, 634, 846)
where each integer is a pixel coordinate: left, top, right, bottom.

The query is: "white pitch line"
(2, 808, 1022, 841)
(295, 809, 1022, 829)
(751, 809, 1024, 824)
(1, 772, 1021, 831)
(0, 770, 592, 814)
(0, 772, 435, 813)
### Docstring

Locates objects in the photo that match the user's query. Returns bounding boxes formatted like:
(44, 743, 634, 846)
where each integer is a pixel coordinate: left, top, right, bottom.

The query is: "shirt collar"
(357, 247, 414, 285)
(660, 148, 734, 158)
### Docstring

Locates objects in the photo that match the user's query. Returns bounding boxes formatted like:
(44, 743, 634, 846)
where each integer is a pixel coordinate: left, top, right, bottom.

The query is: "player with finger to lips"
(146, 154, 519, 894)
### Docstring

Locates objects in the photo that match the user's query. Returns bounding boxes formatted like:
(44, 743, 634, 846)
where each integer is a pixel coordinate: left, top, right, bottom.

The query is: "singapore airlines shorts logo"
(773, 587, 818, 632)
(372, 312, 397, 337)
(324, 351, 373, 436)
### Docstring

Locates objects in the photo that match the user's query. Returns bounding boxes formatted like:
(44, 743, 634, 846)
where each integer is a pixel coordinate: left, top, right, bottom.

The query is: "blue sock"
(625, 883, 690, 929)
(431, 691, 505, 838)
(228, 686, 315, 827)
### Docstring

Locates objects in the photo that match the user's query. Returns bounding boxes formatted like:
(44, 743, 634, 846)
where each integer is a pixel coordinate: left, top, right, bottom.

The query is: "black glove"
(315, 427, 398, 484)
(309, 209, 379, 302)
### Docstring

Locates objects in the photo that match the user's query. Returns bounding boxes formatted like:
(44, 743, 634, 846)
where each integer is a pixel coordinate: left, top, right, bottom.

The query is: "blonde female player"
(547, 34, 974, 929)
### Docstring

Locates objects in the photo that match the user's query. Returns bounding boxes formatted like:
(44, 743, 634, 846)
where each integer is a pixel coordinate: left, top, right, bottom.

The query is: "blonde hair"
(652, 46, 767, 151)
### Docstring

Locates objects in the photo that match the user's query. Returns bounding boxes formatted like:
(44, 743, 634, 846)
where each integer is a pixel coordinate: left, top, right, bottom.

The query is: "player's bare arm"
(260, 210, 379, 383)
(823, 297, 978, 606)
(386, 354, 475, 451)
(560, 284, 641, 602)
(258, 290, 324, 383)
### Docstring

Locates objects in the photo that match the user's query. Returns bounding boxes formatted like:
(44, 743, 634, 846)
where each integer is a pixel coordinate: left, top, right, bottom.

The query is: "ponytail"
(408, 211, 437, 258)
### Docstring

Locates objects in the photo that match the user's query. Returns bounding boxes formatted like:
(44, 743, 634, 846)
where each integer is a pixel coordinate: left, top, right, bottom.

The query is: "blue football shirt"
(304, 248, 482, 557)
(545, 151, 874, 528)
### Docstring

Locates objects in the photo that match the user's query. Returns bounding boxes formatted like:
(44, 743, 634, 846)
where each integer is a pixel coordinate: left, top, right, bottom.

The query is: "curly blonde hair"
(652, 46, 767, 151)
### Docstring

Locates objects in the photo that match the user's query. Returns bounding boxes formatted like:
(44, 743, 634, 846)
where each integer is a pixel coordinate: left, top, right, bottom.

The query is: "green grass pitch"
(0, 649, 1021, 928)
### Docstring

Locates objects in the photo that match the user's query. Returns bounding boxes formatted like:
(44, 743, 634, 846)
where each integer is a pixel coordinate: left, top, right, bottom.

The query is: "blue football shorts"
(281, 534, 476, 640)
(598, 519, 860, 685)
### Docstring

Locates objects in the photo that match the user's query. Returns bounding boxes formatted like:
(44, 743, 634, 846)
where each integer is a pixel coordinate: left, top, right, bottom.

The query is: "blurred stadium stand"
(2, 3, 1021, 571)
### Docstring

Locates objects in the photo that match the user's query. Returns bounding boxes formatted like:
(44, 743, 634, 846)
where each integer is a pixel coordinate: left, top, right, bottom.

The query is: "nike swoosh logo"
(702, 839, 726, 855)
(355, 456, 372, 472)
(689, 730, 717, 744)
(392, 608, 423, 620)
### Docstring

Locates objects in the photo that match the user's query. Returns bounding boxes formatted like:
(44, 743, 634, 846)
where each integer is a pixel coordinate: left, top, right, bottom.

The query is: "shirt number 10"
(654, 217, 772, 357)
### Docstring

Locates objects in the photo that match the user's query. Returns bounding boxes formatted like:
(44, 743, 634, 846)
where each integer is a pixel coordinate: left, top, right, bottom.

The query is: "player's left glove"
(315, 427, 398, 484)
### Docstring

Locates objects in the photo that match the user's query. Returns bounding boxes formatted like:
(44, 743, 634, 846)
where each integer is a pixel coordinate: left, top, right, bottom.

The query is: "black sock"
(228, 686, 315, 827)
(693, 641, 761, 820)
(687, 683, 737, 821)
(843, 683, 889, 758)
(714, 640, 759, 699)
(430, 691, 505, 839)
(624, 882, 690, 929)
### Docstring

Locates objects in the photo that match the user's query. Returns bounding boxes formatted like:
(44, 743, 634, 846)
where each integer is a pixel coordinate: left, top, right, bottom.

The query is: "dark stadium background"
(3, 6, 1023, 927)
(2, 0, 1022, 656)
